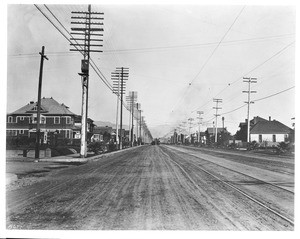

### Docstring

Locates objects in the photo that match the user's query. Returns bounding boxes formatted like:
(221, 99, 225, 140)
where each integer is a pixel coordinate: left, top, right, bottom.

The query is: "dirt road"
(6, 145, 294, 230)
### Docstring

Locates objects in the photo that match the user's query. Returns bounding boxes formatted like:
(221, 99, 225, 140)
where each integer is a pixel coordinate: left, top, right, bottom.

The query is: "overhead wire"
(36, 5, 139, 127)
(191, 40, 295, 113)
(49, 5, 113, 91)
(170, 6, 246, 114)
(102, 34, 294, 54)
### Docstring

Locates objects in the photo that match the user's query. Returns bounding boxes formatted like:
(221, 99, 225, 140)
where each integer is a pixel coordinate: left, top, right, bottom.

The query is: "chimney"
(269, 116, 271, 121)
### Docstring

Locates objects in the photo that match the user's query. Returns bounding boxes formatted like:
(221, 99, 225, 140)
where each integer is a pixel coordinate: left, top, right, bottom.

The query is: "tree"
(235, 125, 247, 142)
(219, 130, 231, 146)
(103, 131, 111, 142)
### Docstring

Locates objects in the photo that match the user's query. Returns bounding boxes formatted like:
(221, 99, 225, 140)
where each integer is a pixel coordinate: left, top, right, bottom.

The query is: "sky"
(1, 1, 299, 238)
(5, 2, 296, 138)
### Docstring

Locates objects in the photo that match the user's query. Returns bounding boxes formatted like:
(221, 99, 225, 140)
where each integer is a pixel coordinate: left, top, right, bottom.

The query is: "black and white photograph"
(1, 0, 298, 238)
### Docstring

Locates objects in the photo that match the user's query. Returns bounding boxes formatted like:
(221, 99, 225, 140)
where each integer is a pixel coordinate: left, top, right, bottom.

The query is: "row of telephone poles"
(172, 76, 257, 145)
(34, 5, 152, 159)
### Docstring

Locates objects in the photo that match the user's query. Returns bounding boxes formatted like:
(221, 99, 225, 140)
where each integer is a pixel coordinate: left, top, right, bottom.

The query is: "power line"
(170, 6, 245, 113)
(189, 6, 246, 86)
(102, 34, 294, 54)
(220, 86, 295, 116)
(253, 86, 294, 102)
(35, 4, 114, 92)
(220, 104, 247, 116)
(191, 40, 295, 113)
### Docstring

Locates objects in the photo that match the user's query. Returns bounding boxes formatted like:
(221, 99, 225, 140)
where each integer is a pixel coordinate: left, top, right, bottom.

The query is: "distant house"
(6, 97, 95, 146)
(250, 116, 293, 146)
(92, 126, 113, 142)
(206, 127, 227, 136)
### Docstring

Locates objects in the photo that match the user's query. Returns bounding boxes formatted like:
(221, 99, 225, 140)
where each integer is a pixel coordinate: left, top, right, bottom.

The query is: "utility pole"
(181, 121, 187, 144)
(197, 111, 203, 144)
(35, 46, 48, 160)
(213, 98, 222, 144)
(243, 77, 257, 143)
(136, 103, 141, 144)
(70, 5, 104, 157)
(139, 109, 142, 145)
(112, 67, 128, 149)
(126, 91, 137, 147)
(222, 116, 225, 130)
(188, 118, 194, 144)
(141, 116, 145, 144)
(112, 71, 120, 150)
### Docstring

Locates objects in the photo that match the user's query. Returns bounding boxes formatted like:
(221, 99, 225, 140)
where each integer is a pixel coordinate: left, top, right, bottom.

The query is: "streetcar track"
(165, 145, 294, 194)
(178, 145, 294, 176)
(161, 145, 294, 227)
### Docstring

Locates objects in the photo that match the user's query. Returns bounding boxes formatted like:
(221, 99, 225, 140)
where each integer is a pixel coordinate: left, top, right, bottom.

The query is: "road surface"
(6, 145, 294, 230)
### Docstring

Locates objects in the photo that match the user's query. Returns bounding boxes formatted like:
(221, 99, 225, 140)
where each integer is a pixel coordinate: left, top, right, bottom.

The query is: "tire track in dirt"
(171, 146, 294, 220)
(160, 145, 293, 230)
(7, 149, 142, 229)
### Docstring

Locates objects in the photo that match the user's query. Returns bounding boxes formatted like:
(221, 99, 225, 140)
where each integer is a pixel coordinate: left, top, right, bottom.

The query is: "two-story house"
(6, 97, 93, 146)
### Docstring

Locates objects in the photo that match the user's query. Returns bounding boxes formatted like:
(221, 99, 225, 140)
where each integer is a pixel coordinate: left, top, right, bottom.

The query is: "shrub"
(229, 142, 237, 149)
(275, 142, 289, 154)
(247, 141, 259, 151)
(88, 141, 105, 154)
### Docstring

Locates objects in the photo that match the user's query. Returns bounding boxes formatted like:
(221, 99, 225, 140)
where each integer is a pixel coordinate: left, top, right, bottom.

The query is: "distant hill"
(93, 121, 129, 130)
(93, 121, 115, 127)
(149, 124, 175, 139)
(94, 121, 175, 138)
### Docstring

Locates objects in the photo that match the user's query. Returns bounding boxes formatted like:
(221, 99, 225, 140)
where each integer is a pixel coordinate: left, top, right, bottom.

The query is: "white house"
(250, 117, 293, 147)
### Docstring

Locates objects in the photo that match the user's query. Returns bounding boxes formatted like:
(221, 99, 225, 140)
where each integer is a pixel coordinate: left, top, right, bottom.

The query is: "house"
(204, 127, 228, 144)
(6, 97, 94, 146)
(250, 116, 293, 146)
(236, 116, 267, 142)
(206, 127, 227, 136)
(92, 126, 113, 142)
(73, 115, 95, 143)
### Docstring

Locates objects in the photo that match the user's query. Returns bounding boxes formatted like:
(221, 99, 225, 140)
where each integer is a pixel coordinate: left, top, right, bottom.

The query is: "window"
(19, 130, 24, 134)
(7, 130, 17, 136)
(41, 117, 46, 124)
(272, 135, 276, 142)
(32, 106, 38, 111)
(54, 117, 60, 124)
(65, 130, 71, 139)
(66, 117, 71, 124)
(259, 135, 262, 143)
(18, 116, 24, 121)
(284, 134, 289, 142)
(8, 116, 15, 123)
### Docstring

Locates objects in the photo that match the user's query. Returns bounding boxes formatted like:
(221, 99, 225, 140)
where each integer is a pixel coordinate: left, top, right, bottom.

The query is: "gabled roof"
(239, 116, 268, 127)
(251, 116, 268, 125)
(250, 120, 292, 134)
(206, 127, 227, 134)
(93, 126, 113, 134)
(10, 97, 76, 115)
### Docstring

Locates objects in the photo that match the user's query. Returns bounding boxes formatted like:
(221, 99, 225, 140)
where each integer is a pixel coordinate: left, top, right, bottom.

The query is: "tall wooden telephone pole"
(213, 98, 222, 144)
(35, 46, 48, 160)
(243, 77, 257, 143)
(70, 5, 103, 157)
(127, 91, 137, 147)
(112, 67, 128, 149)
(197, 111, 203, 144)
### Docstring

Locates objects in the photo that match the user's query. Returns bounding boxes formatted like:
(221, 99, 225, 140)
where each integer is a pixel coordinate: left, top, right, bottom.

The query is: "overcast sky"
(5, 2, 295, 137)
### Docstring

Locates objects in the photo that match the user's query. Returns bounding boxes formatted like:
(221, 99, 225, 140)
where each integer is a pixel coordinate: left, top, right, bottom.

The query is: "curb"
(38, 145, 144, 163)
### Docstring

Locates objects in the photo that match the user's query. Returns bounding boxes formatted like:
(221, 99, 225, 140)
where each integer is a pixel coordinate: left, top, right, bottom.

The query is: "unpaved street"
(6, 145, 294, 230)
